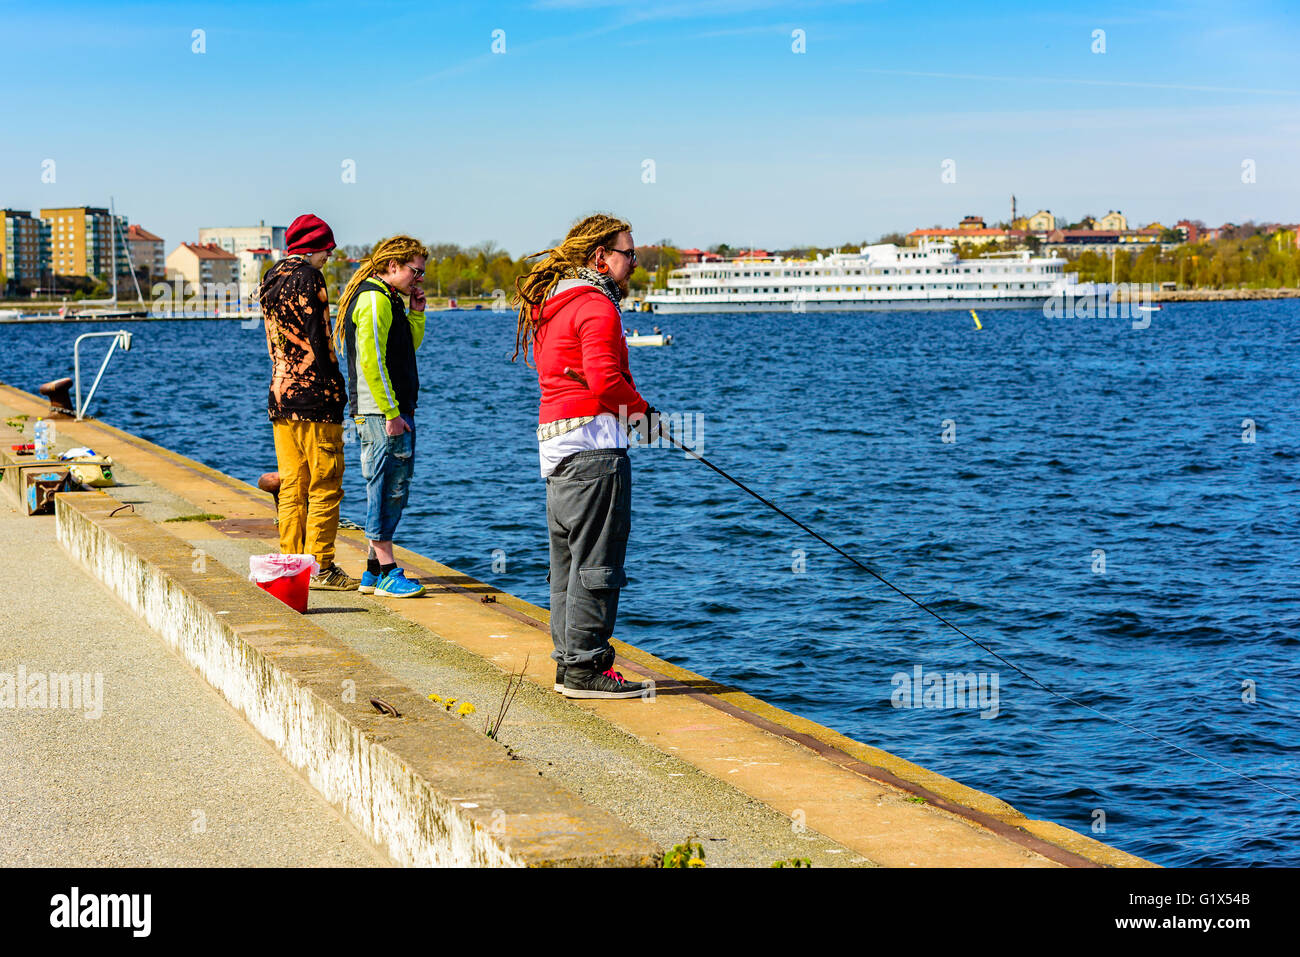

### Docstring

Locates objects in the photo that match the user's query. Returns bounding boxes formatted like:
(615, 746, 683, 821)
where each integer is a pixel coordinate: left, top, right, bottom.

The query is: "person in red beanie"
(258, 213, 357, 590)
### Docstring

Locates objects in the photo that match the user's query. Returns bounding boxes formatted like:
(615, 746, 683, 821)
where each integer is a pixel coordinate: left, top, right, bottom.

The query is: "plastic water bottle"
(33, 419, 49, 460)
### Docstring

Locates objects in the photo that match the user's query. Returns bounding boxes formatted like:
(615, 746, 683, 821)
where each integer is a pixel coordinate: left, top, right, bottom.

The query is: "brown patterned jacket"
(259, 257, 347, 422)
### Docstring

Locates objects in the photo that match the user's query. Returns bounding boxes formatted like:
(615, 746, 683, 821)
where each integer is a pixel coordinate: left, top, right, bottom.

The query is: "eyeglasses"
(608, 247, 637, 266)
(406, 263, 426, 279)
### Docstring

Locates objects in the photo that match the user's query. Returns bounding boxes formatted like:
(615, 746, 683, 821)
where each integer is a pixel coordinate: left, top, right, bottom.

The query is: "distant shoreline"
(0, 295, 509, 321)
(3, 288, 1297, 322)
(1112, 287, 1300, 302)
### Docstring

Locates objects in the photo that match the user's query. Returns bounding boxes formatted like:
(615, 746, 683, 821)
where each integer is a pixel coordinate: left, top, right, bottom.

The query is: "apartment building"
(1, 209, 48, 293)
(198, 223, 285, 257)
(126, 225, 166, 281)
(199, 223, 287, 288)
(237, 247, 275, 293)
(166, 241, 238, 285)
(40, 206, 132, 279)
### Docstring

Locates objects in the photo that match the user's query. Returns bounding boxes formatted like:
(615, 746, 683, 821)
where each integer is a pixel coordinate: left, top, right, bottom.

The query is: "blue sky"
(3, 0, 1298, 254)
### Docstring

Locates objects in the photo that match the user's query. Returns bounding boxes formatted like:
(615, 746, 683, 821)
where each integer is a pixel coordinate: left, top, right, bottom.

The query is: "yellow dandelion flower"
(427, 694, 442, 703)
(457, 702, 477, 716)
(687, 857, 706, 868)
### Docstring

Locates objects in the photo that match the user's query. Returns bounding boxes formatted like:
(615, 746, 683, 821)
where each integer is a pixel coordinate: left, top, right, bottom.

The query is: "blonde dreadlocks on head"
(511, 213, 631, 363)
(334, 235, 430, 352)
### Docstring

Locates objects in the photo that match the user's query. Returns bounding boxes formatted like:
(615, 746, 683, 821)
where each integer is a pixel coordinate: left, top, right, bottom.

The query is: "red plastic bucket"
(256, 567, 311, 613)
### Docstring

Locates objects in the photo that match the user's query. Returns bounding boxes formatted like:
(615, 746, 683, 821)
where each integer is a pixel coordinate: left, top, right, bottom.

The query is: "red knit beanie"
(286, 213, 336, 255)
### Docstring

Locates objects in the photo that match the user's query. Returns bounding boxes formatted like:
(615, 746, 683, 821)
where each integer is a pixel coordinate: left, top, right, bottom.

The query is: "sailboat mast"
(110, 197, 118, 304)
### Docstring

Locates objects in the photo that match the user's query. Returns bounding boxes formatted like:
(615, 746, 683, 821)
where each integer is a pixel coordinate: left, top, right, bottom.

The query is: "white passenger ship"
(645, 239, 1108, 314)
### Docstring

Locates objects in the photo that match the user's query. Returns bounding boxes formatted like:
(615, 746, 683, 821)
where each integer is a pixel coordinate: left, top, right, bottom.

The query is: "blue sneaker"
(358, 569, 380, 594)
(373, 567, 426, 598)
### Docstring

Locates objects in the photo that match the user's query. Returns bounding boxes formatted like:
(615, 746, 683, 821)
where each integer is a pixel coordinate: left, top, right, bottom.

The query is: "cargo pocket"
(578, 566, 627, 591)
(318, 441, 343, 483)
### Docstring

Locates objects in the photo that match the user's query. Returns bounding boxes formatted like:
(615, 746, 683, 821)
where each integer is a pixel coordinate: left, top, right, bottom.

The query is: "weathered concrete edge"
(54, 491, 659, 868)
(395, 551, 1156, 869)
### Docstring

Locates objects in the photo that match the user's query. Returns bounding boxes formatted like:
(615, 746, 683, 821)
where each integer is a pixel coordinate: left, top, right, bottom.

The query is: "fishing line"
(590, 379, 1297, 803)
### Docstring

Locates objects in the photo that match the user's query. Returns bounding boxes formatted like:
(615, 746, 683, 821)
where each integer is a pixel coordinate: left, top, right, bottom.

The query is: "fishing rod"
(563, 367, 1298, 803)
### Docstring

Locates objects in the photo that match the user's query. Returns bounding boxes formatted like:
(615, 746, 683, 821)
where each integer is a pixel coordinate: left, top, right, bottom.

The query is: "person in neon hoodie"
(513, 214, 659, 699)
(335, 235, 430, 599)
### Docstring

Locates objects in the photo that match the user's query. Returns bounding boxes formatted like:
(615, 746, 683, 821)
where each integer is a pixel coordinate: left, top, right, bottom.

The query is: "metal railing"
(73, 330, 133, 420)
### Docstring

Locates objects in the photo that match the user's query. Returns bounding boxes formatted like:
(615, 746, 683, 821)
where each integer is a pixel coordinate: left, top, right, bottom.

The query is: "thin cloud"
(859, 68, 1300, 98)
(532, 0, 871, 22)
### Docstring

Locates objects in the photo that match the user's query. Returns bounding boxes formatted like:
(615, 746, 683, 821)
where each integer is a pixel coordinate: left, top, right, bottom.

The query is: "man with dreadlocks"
(336, 235, 430, 599)
(513, 213, 658, 699)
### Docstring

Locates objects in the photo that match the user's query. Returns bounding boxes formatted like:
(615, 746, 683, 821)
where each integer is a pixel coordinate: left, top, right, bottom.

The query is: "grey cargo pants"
(545, 448, 631, 671)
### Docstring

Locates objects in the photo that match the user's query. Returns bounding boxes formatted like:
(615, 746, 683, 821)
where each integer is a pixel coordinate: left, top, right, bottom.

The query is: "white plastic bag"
(248, 553, 319, 583)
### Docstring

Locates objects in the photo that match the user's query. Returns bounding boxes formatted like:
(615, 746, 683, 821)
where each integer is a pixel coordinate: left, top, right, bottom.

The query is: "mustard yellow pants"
(271, 419, 345, 568)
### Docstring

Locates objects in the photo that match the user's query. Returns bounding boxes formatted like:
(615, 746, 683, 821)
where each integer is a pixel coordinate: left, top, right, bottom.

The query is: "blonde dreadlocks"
(334, 235, 430, 352)
(511, 213, 631, 363)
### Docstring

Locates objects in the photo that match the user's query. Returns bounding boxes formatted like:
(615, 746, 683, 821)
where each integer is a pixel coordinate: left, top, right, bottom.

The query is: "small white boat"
(1135, 304, 1162, 312)
(626, 331, 672, 347)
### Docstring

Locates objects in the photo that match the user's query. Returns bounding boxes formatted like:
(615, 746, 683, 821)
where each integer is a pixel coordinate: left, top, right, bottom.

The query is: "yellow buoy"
(970, 309, 982, 330)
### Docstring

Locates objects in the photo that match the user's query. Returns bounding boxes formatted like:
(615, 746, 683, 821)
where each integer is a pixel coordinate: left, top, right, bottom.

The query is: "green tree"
(322, 250, 354, 301)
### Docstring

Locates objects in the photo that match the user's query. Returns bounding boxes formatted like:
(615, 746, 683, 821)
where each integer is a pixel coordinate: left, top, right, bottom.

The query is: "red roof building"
(679, 248, 725, 263)
(908, 228, 1027, 247)
(126, 224, 163, 242)
(166, 241, 239, 288)
(179, 241, 237, 260)
(126, 224, 166, 278)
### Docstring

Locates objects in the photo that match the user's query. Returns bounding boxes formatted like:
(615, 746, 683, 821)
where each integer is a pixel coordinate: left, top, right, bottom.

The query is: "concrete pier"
(0, 381, 1155, 867)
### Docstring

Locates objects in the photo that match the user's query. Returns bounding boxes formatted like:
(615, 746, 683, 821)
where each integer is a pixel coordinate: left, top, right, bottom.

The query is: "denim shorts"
(356, 414, 415, 542)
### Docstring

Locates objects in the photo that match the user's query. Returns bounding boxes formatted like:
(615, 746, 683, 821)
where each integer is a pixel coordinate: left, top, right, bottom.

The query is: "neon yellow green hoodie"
(343, 278, 425, 419)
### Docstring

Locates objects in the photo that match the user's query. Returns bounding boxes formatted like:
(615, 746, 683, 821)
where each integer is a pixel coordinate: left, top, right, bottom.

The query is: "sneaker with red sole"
(561, 665, 647, 699)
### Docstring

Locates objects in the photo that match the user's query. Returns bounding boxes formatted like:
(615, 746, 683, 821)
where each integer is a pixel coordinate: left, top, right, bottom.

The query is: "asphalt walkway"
(0, 508, 384, 867)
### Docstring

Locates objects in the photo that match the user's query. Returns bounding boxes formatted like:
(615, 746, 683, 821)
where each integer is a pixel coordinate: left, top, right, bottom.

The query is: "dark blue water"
(5, 302, 1297, 867)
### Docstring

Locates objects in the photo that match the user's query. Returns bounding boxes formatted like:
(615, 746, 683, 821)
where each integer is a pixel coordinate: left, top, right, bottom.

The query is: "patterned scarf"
(576, 266, 623, 307)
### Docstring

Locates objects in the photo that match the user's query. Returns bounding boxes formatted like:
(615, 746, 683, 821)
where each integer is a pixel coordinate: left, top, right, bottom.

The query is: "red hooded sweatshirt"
(533, 283, 649, 423)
